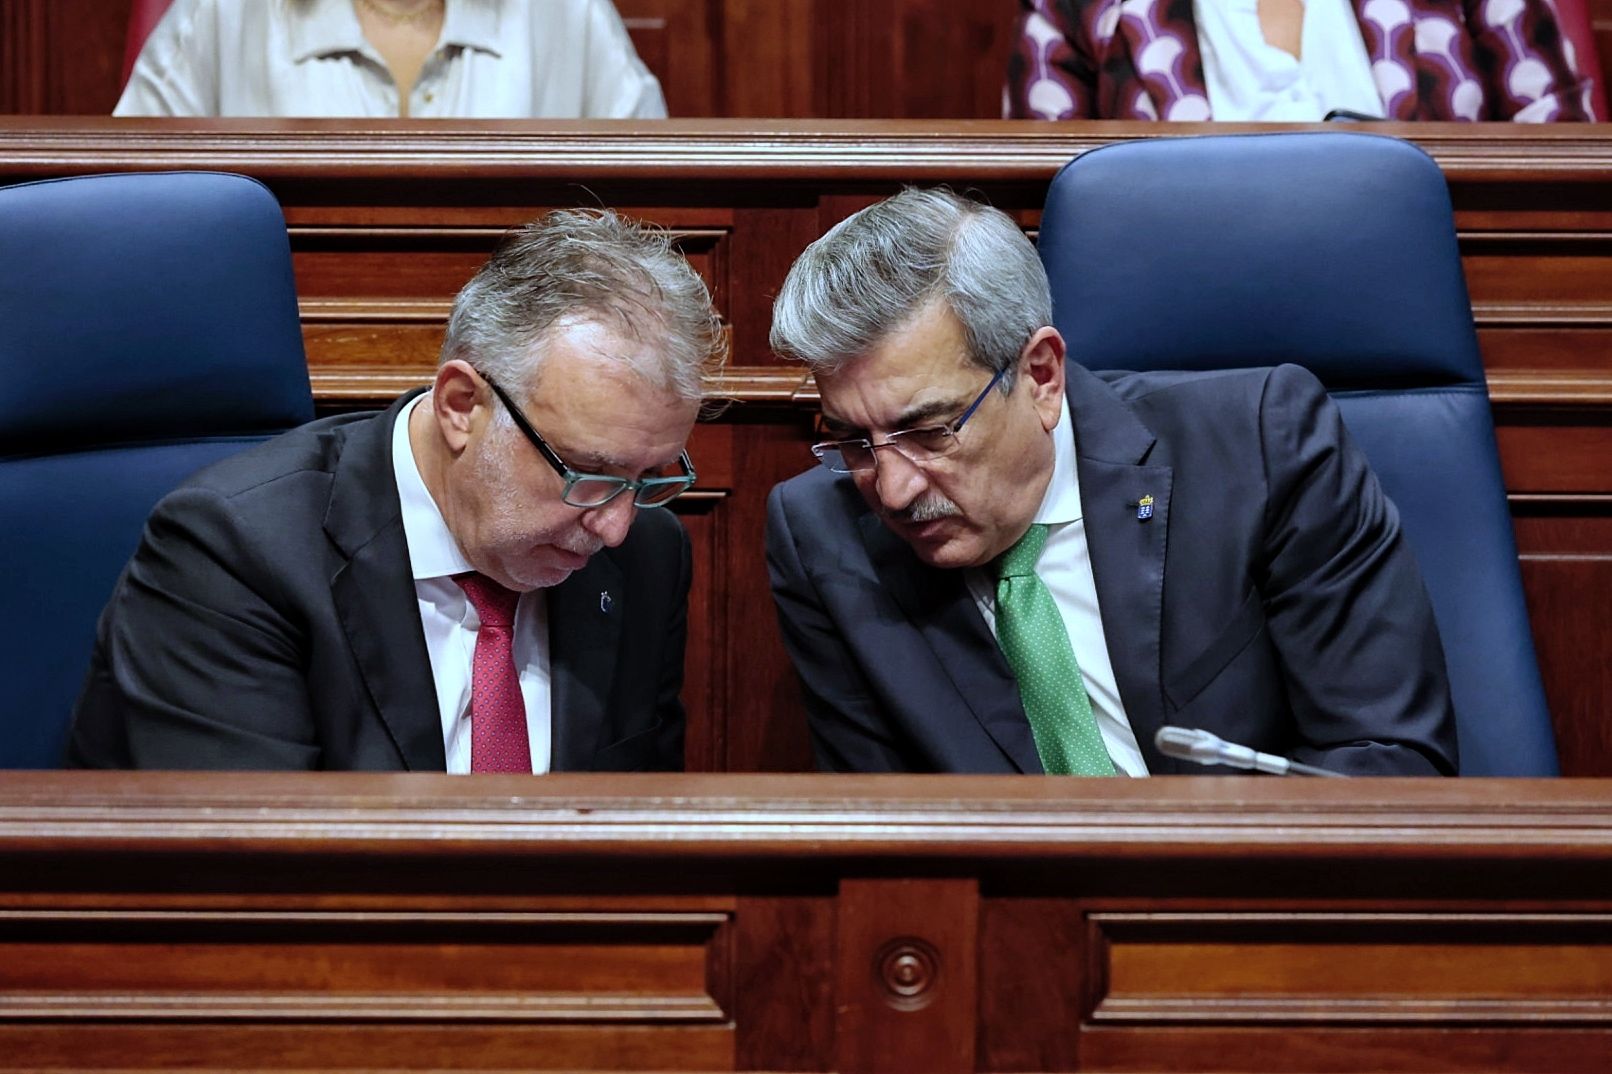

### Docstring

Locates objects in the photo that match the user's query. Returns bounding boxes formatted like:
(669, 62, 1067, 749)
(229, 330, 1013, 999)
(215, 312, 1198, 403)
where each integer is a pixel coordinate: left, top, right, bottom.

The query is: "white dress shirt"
(392, 396, 553, 773)
(116, 0, 667, 118)
(966, 396, 1149, 776)
(1194, 0, 1384, 121)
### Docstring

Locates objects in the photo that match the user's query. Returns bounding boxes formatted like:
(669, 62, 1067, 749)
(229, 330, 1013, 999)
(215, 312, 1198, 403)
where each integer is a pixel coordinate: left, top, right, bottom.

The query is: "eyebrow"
(892, 397, 968, 428)
(570, 447, 690, 479)
(556, 446, 634, 473)
(820, 396, 969, 439)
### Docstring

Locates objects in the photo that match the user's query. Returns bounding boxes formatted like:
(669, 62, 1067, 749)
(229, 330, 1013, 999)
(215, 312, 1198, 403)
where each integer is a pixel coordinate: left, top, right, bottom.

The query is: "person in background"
(765, 188, 1457, 777)
(117, 0, 666, 118)
(1004, 0, 1596, 121)
(69, 209, 723, 772)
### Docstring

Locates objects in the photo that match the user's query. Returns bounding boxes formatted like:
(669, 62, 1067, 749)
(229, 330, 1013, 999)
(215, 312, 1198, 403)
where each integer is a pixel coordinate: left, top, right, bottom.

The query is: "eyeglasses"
(479, 372, 696, 509)
(810, 365, 1008, 474)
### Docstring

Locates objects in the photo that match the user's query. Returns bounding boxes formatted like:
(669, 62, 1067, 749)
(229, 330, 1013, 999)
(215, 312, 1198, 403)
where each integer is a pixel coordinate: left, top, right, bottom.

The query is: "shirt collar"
(1031, 391, 1083, 526)
(441, 0, 503, 56)
(289, 0, 504, 63)
(392, 394, 476, 581)
(288, 0, 367, 62)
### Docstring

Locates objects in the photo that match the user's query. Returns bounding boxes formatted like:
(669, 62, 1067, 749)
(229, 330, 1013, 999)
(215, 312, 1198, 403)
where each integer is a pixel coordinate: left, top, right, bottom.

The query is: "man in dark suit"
(766, 188, 1456, 776)
(70, 208, 724, 772)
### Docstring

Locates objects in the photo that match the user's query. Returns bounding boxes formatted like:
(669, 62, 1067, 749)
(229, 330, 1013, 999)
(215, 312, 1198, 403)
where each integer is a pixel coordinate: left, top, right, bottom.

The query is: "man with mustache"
(69, 209, 723, 772)
(765, 188, 1456, 776)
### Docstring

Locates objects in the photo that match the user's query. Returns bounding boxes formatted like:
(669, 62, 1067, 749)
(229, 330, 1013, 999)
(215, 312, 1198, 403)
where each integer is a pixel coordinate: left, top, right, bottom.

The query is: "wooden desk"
(3, 773, 1612, 1072)
(0, 119, 1607, 774)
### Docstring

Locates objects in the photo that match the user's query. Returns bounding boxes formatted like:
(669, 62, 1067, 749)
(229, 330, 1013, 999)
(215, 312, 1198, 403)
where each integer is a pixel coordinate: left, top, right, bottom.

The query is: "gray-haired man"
(71, 209, 724, 772)
(766, 188, 1456, 776)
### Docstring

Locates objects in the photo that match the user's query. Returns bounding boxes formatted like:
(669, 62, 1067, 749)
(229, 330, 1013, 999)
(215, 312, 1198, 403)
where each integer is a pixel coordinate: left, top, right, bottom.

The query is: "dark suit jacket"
(766, 363, 1457, 776)
(69, 392, 690, 771)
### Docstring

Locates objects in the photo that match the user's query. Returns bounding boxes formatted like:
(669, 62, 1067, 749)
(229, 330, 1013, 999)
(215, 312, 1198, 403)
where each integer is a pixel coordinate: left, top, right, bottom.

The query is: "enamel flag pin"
(1135, 494, 1154, 522)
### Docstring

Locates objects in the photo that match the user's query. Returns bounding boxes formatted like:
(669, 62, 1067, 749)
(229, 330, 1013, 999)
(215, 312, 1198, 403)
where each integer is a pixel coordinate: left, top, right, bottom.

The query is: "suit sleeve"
(113, 0, 219, 117)
(1004, 0, 1098, 119)
(1256, 365, 1458, 775)
(1461, 0, 1594, 121)
(579, 0, 668, 118)
(645, 517, 691, 771)
(765, 482, 917, 772)
(67, 485, 321, 769)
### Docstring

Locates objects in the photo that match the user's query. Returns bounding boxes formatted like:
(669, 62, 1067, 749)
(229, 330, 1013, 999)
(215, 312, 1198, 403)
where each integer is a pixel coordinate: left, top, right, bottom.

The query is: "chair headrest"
(0, 171, 313, 455)
(1040, 132, 1485, 390)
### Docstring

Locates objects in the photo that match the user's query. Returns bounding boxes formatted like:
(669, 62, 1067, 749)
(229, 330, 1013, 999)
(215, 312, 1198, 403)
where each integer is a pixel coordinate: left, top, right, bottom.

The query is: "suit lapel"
(862, 516, 1043, 774)
(1066, 365, 1181, 773)
(324, 391, 446, 771)
(547, 551, 624, 771)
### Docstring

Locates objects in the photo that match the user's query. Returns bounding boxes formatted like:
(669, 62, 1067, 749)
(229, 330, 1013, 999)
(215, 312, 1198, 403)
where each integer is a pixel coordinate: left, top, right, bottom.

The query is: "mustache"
(887, 494, 961, 524)
(560, 534, 605, 558)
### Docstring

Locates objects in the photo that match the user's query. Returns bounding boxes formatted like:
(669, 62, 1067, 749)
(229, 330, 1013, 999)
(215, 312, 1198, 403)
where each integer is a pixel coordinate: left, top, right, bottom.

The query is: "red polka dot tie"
(454, 572, 532, 774)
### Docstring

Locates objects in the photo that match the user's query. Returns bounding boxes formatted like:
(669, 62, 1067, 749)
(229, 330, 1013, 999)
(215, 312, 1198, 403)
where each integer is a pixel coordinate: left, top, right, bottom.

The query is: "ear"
(1019, 326, 1067, 433)
(432, 359, 486, 455)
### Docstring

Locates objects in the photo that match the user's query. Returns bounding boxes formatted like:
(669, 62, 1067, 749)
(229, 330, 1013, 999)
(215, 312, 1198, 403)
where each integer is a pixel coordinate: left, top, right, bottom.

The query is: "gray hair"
(770, 188, 1050, 385)
(441, 208, 725, 404)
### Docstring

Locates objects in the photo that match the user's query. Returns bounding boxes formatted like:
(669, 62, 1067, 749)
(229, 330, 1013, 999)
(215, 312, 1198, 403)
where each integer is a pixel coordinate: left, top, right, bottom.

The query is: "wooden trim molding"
(4, 772, 1612, 855)
(5, 118, 1612, 181)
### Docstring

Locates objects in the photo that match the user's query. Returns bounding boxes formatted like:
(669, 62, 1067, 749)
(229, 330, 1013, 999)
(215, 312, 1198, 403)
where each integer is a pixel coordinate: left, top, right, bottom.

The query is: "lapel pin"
(600, 591, 613, 614)
(1135, 494, 1154, 522)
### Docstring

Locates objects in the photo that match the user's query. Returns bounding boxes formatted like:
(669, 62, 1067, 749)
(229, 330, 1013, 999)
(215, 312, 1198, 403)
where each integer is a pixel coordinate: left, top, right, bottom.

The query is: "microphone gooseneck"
(1154, 726, 1348, 777)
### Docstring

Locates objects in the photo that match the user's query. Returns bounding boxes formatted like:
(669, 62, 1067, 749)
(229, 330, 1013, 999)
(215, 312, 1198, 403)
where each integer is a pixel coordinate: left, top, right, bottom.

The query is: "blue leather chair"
(1038, 131, 1556, 776)
(0, 172, 313, 768)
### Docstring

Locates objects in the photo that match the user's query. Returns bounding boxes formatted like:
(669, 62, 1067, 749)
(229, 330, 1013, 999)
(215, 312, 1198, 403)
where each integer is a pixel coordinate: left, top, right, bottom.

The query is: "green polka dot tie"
(994, 524, 1116, 776)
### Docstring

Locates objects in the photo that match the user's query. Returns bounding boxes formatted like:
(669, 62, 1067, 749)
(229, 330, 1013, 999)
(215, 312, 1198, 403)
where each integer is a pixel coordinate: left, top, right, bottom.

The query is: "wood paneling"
(0, 0, 133, 115)
(731, 893, 835, 1071)
(619, 0, 719, 117)
(1515, 510, 1612, 778)
(1092, 914, 1612, 1020)
(6, 774, 1612, 1071)
(836, 878, 979, 1074)
(0, 910, 729, 1018)
(0, 118, 1607, 776)
(814, 0, 1014, 118)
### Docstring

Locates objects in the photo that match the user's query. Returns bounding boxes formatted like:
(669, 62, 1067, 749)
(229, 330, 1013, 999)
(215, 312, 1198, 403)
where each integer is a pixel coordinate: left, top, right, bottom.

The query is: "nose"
(580, 492, 637, 548)
(867, 447, 929, 514)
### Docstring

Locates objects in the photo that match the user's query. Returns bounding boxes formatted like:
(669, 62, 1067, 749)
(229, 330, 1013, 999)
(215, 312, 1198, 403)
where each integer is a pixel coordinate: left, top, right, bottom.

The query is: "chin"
(506, 565, 578, 592)
(905, 532, 990, 571)
(488, 555, 575, 593)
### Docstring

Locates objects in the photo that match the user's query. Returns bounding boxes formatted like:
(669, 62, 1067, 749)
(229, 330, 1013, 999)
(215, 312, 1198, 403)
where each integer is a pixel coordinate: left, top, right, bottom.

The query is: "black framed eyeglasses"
(479, 373, 696, 509)
(810, 365, 1008, 474)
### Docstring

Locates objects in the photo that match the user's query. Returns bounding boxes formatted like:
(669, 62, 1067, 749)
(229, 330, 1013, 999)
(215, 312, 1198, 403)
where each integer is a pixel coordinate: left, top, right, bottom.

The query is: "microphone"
(1154, 726, 1348, 777)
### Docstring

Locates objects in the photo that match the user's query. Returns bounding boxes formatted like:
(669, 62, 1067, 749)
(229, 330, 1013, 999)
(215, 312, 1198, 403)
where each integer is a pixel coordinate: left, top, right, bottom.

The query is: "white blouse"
(115, 0, 667, 118)
(1194, 0, 1385, 121)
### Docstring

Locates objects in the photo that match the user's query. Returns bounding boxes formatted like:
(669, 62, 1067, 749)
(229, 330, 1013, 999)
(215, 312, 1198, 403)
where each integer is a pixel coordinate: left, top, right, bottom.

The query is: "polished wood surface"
(3, 773, 1612, 1072)
(0, 117, 1607, 774)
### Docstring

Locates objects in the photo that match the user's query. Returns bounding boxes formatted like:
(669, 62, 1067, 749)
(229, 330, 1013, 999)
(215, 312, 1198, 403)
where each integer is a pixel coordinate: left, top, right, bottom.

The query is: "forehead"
(815, 302, 981, 429)
(523, 318, 697, 466)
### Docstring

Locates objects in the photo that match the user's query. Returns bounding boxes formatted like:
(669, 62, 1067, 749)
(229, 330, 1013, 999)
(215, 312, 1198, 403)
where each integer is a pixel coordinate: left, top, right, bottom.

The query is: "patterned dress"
(1005, 0, 1596, 120)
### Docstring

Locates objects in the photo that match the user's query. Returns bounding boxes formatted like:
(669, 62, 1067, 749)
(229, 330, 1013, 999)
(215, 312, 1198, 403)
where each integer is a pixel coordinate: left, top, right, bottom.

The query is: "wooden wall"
(0, 0, 1014, 119)
(6, 772, 1612, 1073)
(0, 118, 1606, 776)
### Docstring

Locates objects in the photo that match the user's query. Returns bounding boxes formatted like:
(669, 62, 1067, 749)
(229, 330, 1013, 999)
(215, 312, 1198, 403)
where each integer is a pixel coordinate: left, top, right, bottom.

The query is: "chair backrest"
(1038, 131, 1556, 776)
(0, 172, 314, 768)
